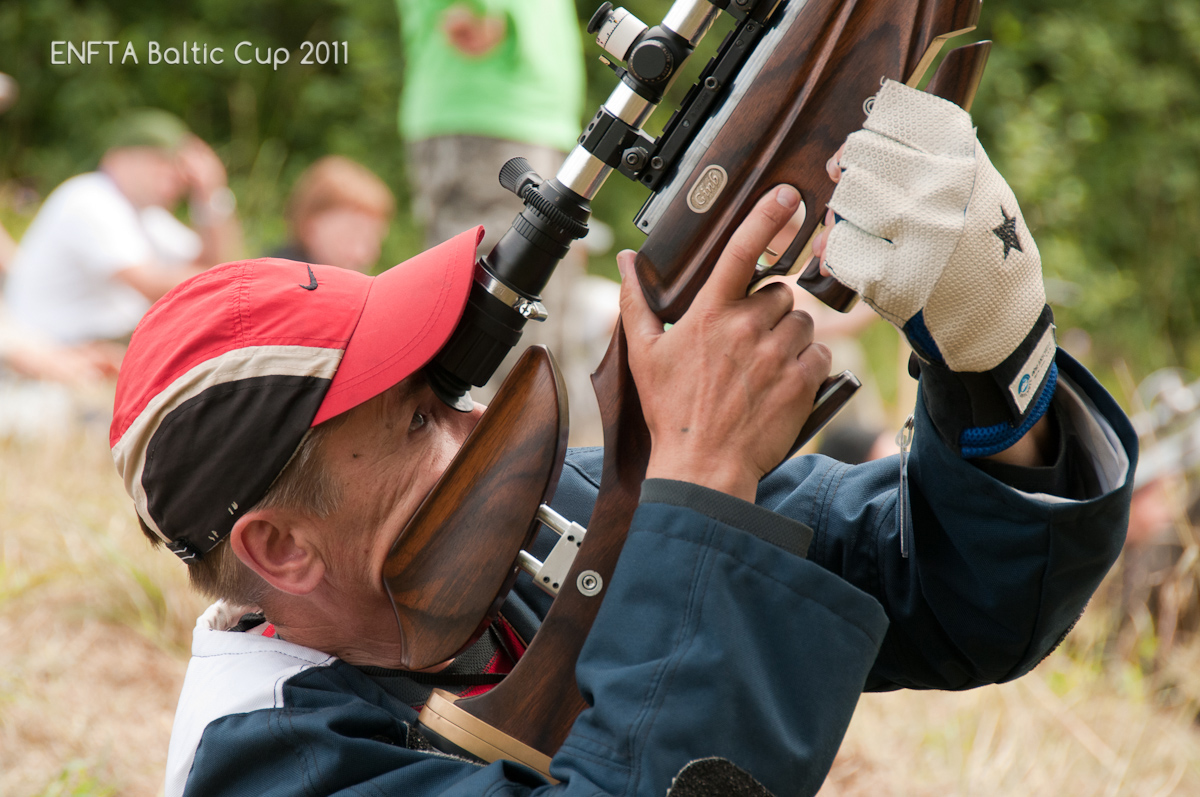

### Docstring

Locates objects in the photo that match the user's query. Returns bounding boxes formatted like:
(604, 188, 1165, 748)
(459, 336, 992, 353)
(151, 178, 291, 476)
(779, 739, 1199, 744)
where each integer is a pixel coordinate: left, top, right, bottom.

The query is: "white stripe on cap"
(112, 345, 343, 544)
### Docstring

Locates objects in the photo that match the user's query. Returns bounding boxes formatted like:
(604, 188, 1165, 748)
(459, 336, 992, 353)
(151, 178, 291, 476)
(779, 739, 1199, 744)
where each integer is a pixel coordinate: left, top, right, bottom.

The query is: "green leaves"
(974, 0, 1200, 373)
(2, 0, 1196, 374)
(0, 0, 418, 268)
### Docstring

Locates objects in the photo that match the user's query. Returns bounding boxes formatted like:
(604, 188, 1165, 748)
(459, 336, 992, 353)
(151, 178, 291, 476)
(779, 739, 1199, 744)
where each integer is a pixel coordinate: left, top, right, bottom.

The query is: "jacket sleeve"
(182, 492, 887, 797)
(755, 350, 1136, 690)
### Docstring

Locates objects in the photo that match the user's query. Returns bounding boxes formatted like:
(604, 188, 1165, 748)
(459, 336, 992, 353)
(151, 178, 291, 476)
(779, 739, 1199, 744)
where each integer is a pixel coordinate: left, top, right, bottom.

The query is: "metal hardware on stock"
(515, 505, 589, 596)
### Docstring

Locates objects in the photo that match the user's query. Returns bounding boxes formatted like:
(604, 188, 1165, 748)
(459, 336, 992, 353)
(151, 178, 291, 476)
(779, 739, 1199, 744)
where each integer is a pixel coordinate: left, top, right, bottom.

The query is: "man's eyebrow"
(393, 375, 425, 405)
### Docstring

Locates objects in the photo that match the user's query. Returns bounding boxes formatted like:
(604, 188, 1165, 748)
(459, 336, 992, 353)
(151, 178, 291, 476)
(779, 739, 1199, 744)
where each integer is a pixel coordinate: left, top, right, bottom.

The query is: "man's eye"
(409, 411, 427, 432)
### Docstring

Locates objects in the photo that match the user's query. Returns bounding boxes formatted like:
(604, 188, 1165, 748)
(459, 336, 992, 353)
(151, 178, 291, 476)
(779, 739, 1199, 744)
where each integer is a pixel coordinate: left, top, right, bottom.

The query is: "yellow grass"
(820, 641, 1200, 795)
(0, 391, 1197, 796)
(0, 396, 207, 797)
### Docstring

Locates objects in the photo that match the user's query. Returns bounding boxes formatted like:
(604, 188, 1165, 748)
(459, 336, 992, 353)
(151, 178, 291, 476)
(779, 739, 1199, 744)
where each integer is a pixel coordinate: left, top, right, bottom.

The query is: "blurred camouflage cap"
(106, 108, 191, 152)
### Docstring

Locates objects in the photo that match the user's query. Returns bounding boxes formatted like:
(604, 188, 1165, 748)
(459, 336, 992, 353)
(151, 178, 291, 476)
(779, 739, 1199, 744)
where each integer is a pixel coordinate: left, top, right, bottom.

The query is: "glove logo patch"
(992, 207, 1024, 260)
(1008, 325, 1057, 415)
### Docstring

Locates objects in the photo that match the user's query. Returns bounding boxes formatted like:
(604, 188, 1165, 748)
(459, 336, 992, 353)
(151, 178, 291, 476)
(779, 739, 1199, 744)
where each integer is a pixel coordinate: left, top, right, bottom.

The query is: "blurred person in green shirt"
(397, 0, 597, 434)
(398, 0, 584, 167)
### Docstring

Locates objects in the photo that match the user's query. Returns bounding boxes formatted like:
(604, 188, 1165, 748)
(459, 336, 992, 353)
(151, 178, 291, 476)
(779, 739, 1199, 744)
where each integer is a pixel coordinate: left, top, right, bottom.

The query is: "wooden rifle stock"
(635, 0, 986, 319)
(414, 0, 993, 778)
(383, 345, 568, 671)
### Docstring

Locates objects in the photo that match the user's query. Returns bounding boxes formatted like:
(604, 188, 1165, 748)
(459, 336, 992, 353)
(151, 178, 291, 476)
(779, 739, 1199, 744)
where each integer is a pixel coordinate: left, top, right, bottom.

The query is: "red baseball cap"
(111, 227, 482, 562)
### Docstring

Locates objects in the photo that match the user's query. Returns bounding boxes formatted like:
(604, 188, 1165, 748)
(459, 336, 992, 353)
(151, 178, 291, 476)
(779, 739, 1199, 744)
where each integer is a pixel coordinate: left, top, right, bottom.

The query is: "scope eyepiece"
(426, 159, 591, 411)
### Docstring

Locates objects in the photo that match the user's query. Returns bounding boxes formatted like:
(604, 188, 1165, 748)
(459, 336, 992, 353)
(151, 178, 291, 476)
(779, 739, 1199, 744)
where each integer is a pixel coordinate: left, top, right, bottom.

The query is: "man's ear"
(229, 510, 325, 596)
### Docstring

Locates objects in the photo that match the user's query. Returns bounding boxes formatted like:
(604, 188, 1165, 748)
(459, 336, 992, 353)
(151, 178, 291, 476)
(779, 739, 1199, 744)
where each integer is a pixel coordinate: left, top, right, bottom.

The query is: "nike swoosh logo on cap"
(300, 266, 318, 291)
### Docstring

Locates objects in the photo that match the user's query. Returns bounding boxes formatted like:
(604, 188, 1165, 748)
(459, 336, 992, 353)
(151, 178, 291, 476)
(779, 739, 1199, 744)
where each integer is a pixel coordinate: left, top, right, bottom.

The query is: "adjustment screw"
(650, 156, 664, 170)
(577, 570, 604, 596)
(623, 147, 648, 170)
(704, 76, 720, 90)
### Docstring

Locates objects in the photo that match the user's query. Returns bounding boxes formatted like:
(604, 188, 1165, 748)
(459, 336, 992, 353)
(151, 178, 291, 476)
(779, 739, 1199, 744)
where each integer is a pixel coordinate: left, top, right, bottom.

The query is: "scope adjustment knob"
(628, 40, 673, 83)
(587, 2, 614, 35)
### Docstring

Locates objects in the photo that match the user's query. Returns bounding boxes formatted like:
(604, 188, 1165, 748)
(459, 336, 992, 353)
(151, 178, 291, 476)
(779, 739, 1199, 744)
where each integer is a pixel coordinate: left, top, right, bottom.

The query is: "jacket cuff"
(640, 479, 813, 558)
(917, 305, 1058, 457)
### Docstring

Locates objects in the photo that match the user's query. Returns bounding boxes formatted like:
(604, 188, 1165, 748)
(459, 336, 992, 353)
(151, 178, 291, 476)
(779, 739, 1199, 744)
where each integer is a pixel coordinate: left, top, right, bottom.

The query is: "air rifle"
(385, 0, 993, 777)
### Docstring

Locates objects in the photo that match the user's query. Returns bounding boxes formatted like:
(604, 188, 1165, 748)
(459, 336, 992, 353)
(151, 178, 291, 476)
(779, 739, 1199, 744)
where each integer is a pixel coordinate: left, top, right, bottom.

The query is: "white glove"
(825, 80, 1057, 457)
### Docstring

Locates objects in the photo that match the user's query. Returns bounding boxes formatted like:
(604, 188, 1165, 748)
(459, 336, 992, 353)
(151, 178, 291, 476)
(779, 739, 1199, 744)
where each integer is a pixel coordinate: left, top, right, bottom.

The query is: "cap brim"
(311, 226, 483, 426)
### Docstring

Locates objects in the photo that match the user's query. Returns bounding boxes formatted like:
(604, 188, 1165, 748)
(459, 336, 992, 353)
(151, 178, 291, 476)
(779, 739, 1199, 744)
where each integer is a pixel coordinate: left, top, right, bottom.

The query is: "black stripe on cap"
(142, 374, 331, 560)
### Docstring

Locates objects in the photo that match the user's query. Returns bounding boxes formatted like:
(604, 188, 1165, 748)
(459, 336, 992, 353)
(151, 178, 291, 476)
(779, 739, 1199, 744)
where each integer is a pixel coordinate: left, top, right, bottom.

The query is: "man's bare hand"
(620, 185, 832, 502)
(176, 136, 228, 202)
(442, 4, 506, 58)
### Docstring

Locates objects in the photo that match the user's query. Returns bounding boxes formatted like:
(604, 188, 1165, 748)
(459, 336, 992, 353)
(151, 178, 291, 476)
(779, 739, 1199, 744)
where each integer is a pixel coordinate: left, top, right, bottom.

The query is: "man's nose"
(462, 402, 485, 434)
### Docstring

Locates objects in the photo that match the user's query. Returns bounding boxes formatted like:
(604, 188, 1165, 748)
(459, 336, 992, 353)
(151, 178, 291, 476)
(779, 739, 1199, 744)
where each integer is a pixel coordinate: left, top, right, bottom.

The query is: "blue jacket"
(167, 353, 1134, 796)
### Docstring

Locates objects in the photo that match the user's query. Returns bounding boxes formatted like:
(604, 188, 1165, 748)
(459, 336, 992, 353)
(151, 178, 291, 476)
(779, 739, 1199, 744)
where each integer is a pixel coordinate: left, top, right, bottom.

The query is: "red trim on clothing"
(455, 617, 527, 700)
(496, 614, 528, 658)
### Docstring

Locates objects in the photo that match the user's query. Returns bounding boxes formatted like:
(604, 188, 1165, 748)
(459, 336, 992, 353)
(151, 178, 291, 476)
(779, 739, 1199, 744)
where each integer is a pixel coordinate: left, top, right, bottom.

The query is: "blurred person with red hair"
(273, 156, 395, 274)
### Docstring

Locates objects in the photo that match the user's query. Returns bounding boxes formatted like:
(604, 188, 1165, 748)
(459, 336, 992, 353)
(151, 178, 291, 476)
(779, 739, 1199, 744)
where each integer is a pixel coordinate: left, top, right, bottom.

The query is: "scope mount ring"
(475, 265, 549, 322)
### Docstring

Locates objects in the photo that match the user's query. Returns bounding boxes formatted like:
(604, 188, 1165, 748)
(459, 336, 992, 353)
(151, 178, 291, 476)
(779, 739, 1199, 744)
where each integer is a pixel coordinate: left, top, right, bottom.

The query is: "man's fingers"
(795, 341, 833, 396)
(616, 250, 664, 345)
(700, 185, 800, 305)
(770, 309, 816, 358)
(743, 281, 797, 328)
(758, 309, 816, 364)
(819, 143, 847, 277)
(826, 143, 847, 183)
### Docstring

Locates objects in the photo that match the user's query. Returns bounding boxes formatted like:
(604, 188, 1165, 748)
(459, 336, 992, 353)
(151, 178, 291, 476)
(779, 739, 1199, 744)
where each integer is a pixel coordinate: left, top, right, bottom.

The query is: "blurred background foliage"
(971, 0, 1200, 381)
(0, 0, 1198, 383)
(0, 0, 419, 265)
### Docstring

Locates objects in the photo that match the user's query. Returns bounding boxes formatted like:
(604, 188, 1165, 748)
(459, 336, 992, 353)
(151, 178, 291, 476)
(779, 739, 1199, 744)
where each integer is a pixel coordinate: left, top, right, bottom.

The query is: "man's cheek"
(439, 427, 471, 472)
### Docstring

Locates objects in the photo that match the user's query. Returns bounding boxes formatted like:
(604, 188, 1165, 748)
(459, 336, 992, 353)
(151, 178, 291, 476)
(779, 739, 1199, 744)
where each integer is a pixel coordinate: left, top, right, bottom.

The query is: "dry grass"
(820, 640, 1200, 795)
(0, 389, 1198, 796)
(0, 394, 207, 797)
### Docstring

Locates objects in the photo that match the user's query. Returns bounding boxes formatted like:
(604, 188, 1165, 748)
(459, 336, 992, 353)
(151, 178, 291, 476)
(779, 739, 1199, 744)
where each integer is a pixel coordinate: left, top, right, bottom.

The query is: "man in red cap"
(113, 84, 1136, 797)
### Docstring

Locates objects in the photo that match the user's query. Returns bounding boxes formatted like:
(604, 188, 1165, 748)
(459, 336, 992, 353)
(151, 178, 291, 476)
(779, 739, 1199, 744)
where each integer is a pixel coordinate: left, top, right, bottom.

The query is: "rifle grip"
(784, 371, 861, 462)
(795, 257, 859, 312)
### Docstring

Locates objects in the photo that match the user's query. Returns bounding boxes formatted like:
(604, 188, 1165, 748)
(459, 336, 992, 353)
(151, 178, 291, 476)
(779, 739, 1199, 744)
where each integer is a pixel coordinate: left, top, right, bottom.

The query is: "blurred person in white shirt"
(4, 109, 241, 348)
(0, 72, 115, 387)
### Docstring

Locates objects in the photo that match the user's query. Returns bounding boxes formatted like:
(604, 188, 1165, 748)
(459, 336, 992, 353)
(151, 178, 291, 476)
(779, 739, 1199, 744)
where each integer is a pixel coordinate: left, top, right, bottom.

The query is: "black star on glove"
(992, 207, 1024, 259)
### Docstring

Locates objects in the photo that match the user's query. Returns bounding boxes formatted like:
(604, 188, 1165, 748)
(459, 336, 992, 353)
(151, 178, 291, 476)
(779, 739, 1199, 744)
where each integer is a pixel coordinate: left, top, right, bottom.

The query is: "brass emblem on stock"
(686, 165, 728, 214)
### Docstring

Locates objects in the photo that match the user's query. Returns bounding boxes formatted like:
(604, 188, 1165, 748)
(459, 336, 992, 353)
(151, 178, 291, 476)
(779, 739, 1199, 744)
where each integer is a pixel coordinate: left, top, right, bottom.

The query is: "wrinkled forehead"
(336, 372, 428, 428)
